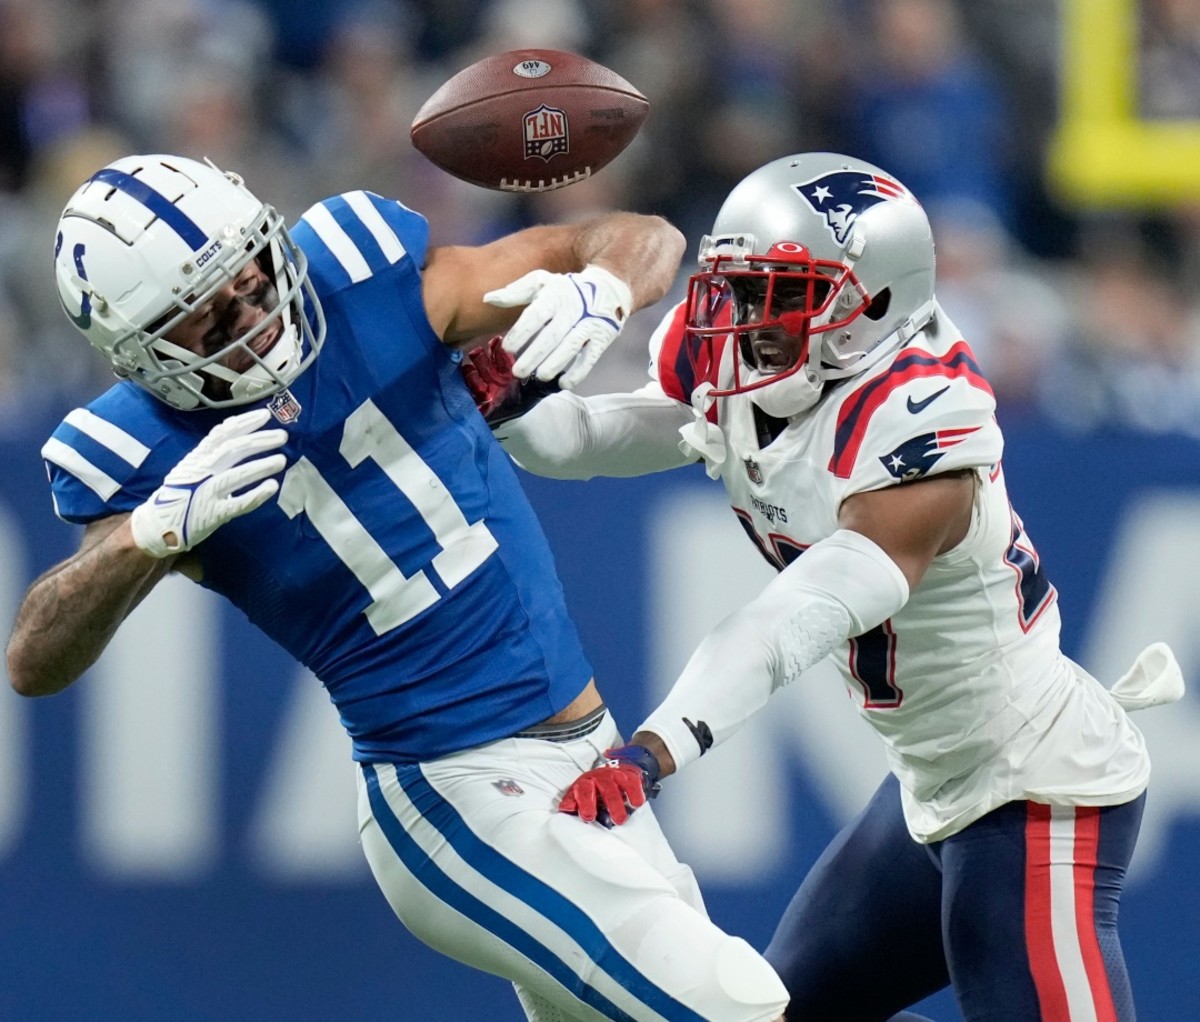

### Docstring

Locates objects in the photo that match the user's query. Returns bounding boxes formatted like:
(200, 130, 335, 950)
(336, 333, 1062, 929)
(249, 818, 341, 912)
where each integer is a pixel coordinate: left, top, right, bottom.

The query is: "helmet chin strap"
(227, 236, 305, 402)
(150, 320, 304, 404)
(745, 298, 940, 418)
(747, 363, 824, 418)
(821, 297, 939, 380)
(228, 324, 302, 402)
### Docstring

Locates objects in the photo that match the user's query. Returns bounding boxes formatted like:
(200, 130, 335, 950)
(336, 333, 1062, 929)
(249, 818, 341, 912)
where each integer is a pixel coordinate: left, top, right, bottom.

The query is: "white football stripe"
(344, 191, 407, 265)
(303, 203, 371, 283)
(1047, 807, 1100, 1022)
(64, 408, 150, 466)
(41, 438, 121, 500)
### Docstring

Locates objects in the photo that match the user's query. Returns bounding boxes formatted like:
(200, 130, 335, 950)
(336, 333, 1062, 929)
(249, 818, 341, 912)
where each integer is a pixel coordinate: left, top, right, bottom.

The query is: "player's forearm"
(638, 531, 911, 775)
(497, 388, 695, 479)
(573, 213, 686, 311)
(637, 599, 789, 775)
(6, 519, 173, 696)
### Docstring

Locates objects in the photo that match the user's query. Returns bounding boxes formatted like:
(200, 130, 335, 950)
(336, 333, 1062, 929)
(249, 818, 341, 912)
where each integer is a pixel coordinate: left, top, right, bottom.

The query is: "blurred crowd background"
(3, 0, 1200, 434)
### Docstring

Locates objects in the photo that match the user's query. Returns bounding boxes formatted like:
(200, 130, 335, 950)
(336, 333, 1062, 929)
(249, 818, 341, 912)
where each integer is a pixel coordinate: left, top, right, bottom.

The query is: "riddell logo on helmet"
(793, 171, 913, 245)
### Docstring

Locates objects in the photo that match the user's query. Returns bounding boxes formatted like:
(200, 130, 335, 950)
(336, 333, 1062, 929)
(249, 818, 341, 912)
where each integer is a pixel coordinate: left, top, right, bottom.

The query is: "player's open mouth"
(751, 343, 792, 372)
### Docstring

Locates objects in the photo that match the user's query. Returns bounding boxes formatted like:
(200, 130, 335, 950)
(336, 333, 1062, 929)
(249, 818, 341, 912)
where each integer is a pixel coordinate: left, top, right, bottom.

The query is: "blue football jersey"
(41, 191, 593, 762)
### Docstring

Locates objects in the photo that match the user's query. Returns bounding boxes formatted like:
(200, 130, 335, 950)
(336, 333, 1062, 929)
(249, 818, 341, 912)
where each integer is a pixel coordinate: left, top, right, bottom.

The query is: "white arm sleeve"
(639, 529, 911, 772)
(495, 385, 696, 480)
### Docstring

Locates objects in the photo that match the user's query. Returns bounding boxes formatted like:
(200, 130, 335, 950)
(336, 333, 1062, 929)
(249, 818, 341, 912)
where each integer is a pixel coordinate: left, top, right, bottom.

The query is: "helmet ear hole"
(864, 288, 891, 321)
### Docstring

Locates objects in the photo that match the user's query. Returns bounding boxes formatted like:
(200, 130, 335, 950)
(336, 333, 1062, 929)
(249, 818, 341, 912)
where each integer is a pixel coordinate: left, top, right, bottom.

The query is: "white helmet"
(53, 154, 325, 410)
(684, 152, 937, 417)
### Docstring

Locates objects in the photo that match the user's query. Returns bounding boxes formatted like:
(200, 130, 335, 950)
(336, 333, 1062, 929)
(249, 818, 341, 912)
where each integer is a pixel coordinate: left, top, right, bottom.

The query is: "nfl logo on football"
(523, 103, 569, 161)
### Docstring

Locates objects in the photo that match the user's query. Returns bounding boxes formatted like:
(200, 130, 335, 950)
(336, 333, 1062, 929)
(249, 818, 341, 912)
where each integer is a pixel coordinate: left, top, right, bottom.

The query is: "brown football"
(410, 49, 649, 193)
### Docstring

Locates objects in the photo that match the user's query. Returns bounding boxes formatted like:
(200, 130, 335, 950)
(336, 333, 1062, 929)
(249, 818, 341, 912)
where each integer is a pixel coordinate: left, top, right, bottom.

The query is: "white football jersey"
(651, 300, 1150, 842)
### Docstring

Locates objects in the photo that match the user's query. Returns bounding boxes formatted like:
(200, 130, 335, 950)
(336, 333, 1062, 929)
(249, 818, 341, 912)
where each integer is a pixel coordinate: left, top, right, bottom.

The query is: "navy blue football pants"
(766, 774, 1144, 1021)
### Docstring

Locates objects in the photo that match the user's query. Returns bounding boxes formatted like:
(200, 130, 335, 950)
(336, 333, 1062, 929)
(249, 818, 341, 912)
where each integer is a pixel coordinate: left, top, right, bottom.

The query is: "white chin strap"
(747, 364, 823, 418)
(227, 323, 303, 402)
(151, 323, 303, 405)
(748, 298, 943, 417)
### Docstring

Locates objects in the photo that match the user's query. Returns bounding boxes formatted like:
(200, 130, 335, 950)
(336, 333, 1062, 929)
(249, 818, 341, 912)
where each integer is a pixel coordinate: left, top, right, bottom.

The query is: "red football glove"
(461, 336, 514, 414)
(461, 335, 560, 428)
(559, 745, 662, 827)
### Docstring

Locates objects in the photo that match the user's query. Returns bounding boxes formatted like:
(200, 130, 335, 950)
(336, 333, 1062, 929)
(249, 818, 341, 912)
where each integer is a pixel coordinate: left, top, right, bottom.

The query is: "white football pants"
(357, 711, 788, 1022)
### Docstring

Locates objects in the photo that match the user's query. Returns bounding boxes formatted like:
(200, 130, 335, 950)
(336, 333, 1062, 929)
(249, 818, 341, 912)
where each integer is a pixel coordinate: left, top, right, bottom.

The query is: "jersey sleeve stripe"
(344, 191, 407, 265)
(829, 340, 993, 478)
(655, 302, 694, 403)
(63, 408, 150, 466)
(40, 438, 121, 500)
(656, 303, 724, 421)
(301, 202, 373, 283)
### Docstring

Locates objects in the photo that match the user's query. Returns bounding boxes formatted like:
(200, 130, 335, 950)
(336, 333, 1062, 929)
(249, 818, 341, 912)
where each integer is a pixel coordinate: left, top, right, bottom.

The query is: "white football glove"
(484, 263, 633, 389)
(130, 407, 288, 558)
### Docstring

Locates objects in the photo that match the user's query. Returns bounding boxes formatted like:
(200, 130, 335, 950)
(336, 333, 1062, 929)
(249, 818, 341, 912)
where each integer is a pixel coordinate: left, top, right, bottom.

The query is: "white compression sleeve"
(495, 386, 696, 480)
(640, 529, 911, 772)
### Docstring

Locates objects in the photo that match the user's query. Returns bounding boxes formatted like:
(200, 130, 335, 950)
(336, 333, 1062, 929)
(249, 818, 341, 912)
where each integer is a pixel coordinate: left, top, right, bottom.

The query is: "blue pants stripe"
(365, 762, 706, 1022)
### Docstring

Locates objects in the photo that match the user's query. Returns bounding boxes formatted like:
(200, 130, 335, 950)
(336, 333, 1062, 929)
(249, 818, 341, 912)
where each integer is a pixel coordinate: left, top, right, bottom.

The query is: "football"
(410, 49, 649, 193)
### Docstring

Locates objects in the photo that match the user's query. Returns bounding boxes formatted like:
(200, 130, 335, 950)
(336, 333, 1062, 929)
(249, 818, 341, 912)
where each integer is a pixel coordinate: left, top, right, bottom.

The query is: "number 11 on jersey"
(277, 399, 498, 634)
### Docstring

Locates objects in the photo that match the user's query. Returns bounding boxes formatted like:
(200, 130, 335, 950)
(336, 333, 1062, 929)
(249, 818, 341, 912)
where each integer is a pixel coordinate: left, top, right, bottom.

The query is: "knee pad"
(713, 935, 790, 1021)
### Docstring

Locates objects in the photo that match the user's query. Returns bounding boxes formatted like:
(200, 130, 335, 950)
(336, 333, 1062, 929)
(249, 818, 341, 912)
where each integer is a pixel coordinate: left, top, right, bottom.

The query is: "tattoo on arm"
(7, 514, 177, 696)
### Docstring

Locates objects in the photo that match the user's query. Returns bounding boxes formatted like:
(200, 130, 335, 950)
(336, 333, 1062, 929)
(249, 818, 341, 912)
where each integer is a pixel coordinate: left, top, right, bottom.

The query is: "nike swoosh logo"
(906, 385, 950, 414)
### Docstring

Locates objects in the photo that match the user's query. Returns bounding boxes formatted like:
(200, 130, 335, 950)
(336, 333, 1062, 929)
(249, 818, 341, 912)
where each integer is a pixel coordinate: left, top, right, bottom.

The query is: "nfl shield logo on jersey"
(523, 104, 569, 161)
(268, 388, 302, 424)
(744, 456, 763, 484)
(492, 778, 525, 797)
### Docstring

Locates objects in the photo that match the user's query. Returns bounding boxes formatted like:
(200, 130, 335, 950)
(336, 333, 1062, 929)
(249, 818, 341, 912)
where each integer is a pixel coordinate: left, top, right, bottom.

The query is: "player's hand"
(462, 336, 516, 412)
(483, 263, 632, 389)
(130, 407, 288, 558)
(461, 336, 561, 428)
(559, 744, 662, 827)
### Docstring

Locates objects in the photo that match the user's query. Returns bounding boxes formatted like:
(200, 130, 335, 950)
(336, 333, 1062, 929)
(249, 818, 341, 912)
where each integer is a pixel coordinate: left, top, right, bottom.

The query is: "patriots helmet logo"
(880, 428, 979, 481)
(794, 171, 915, 245)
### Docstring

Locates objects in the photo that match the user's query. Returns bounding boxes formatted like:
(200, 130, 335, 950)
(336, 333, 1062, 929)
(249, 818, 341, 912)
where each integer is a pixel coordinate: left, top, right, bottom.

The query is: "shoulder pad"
(41, 386, 197, 523)
(293, 191, 428, 291)
(830, 340, 1000, 483)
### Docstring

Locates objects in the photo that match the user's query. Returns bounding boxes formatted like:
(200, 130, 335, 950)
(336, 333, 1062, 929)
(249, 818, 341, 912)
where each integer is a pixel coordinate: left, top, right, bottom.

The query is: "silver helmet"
(54, 154, 326, 410)
(684, 152, 937, 417)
